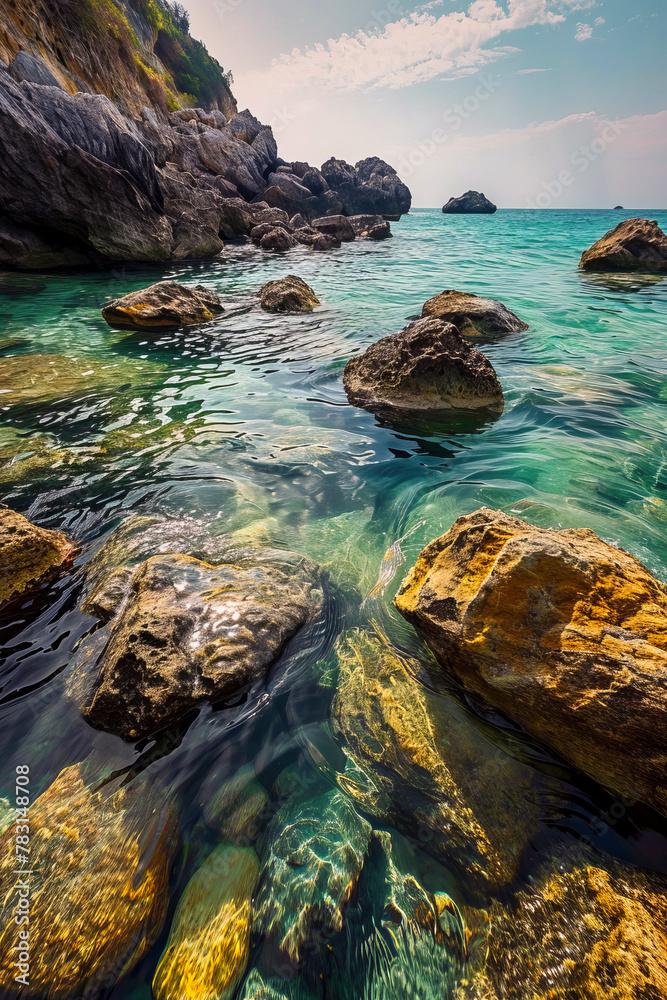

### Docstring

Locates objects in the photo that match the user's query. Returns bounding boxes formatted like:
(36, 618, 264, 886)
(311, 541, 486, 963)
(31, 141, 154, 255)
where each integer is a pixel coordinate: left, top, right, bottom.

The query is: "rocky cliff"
(0, 0, 412, 270)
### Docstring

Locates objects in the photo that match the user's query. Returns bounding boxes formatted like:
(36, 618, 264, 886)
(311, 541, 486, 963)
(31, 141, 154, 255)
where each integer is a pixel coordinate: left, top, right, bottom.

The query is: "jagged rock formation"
(343, 317, 505, 417)
(0, 0, 411, 269)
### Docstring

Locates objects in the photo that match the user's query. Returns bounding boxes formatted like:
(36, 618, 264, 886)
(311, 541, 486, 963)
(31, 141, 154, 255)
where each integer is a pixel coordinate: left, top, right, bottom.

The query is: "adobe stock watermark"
(526, 119, 626, 209)
(396, 74, 502, 179)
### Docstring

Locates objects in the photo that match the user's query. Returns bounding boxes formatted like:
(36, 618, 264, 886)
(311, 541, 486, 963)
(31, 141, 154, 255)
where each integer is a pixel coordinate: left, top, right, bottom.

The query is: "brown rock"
(0, 507, 76, 608)
(579, 218, 667, 273)
(0, 762, 178, 998)
(343, 317, 505, 416)
(260, 275, 320, 313)
(311, 215, 356, 242)
(70, 548, 324, 739)
(460, 861, 667, 1000)
(395, 507, 667, 817)
(259, 228, 299, 251)
(422, 290, 528, 342)
(102, 280, 224, 329)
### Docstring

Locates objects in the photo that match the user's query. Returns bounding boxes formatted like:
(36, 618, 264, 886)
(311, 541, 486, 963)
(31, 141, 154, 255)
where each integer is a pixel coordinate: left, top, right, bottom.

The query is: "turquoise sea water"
(1, 208, 667, 996)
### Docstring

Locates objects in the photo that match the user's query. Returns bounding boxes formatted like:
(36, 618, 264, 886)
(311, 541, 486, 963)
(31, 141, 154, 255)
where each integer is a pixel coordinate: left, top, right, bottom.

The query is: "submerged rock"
(260, 275, 320, 313)
(201, 764, 269, 846)
(71, 546, 324, 739)
(312, 215, 356, 243)
(442, 191, 497, 215)
(101, 280, 224, 329)
(421, 290, 528, 342)
(153, 844, 260, 1000)
(459, 860, 667, 1000)
(332, 630, 542, 891)
(0, 353, 163, 408)
(579, 217, 667, 272)
(343, 318, 505, 417)
(254, 788, 372, 961)
(0, 507, 76, 608)
(0, 762, 177, 998)
(395, 507, 667, 818)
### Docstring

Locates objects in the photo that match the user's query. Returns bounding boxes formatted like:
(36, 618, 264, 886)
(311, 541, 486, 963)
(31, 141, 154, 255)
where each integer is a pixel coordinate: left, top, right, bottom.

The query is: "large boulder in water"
(579, 218, 667, 273)
(343, 318, 505, 417)
(260, 276, 320, 313)
(0, 508, 76, 609)
(422, 289, 528, 342)
(0, 762, 178, 998)
(70, 545, 325, 739)
(102, 280, 224, 329)
(395, 507, 667, 819)
(442, 191, 496, 214)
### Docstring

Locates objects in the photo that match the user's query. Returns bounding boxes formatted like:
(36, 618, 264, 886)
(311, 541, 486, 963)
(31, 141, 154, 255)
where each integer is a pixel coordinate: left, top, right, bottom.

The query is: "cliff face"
(0, 0, 411, 270)
(0, 0, 237, 116)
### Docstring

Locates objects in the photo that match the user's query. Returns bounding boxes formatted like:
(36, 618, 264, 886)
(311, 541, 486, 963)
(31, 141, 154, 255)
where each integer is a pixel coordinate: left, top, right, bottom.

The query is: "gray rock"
(343, 317, 505, 415)
(442, 190, 497, 214)
(8, 51, 64, 89)
(312, 215, 356, 242)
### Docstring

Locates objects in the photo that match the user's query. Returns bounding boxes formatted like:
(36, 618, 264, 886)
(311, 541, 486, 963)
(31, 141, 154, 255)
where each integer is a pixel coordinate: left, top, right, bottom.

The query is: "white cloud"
(236, 0, 572, 97)
(575, 21, 594, 40)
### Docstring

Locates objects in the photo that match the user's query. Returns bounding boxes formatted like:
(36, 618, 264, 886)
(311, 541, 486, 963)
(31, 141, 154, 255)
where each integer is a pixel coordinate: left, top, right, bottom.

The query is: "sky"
(183, 0, 666, 208)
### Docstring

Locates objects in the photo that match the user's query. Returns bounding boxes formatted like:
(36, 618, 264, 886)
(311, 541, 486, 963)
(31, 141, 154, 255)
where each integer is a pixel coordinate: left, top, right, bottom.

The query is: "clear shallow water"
(1, 208, 667, 996)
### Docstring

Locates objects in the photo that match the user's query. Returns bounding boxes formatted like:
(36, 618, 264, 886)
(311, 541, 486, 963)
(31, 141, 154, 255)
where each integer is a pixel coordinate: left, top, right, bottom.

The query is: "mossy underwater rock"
(395, 507, 667, 819)
(153, 844, 260, 1000)
(332, 630, 541, 892)
(421, 290, 528, 342)
(260, 275, 321, 313)
(0, 507, 76, 608)
(254, 788, 372, 962)
(579, 218, 667, 273)
(0, 762, 178, 999)
(71, 546, 325, 739)
(0, 353, 163, 408)
(458, 861, 667, 1000)
(343, 318, 504, 418)
(102, 280, 224, 329)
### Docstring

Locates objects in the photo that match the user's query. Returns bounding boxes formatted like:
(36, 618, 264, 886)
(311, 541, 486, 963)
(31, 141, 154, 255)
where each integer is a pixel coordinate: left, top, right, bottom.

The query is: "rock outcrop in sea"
(442, 191, 497, 215)
(0, 1, 411, 270)
(395, 507, 667, 819)
(421, 290, 529, 342)
(102, 280, 224, 329)
(579, 217, 667, 272)
(343, 318, 505, 417)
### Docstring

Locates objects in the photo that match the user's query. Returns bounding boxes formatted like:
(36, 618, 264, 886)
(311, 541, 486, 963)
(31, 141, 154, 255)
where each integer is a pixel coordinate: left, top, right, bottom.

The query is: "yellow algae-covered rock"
(332, 629, 542, 892)
(457, 862, 667, 1000)
(0, 762, 178, 998)
(153, 844, 259, 1000)
(102, 280, 223, 329)
(395, 507, 667, 818)
(0, 507, 76, 608)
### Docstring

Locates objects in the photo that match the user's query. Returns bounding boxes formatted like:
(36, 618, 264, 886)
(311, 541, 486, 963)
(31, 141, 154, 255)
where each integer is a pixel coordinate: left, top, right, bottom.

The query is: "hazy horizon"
(182, 0, 666, 210)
